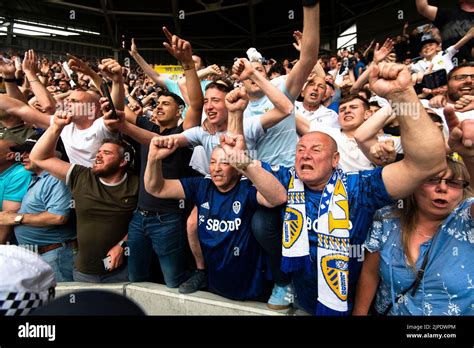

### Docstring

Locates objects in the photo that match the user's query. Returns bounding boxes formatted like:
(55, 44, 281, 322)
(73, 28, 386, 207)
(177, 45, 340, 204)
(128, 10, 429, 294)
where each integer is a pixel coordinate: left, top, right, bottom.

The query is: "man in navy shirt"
(144, 133, 287, 300)
(268, 62, 447, 315)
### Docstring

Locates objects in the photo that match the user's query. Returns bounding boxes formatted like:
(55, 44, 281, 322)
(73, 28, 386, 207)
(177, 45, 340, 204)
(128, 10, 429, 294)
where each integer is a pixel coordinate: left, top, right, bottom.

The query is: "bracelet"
(3, 78, 18, 83)
(28, 78, 39, 83)
(182, 63, 195, 71)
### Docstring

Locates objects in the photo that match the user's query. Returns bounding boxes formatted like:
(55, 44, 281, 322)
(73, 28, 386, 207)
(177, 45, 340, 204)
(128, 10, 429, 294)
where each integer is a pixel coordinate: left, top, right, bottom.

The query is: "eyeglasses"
(450, 74, 474, 81)
(425, 177, 469, 189)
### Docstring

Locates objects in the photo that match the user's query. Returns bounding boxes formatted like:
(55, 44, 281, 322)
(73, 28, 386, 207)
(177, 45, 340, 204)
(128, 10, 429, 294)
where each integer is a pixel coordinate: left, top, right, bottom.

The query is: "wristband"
(182, 63, 195, 71)
(3, 78, 18, 83)
(28, 78, 39, 83)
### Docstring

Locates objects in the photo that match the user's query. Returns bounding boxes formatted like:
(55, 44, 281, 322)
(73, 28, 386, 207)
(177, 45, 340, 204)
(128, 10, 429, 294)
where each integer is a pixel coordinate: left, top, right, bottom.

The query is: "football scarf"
(282, 168, 350, 314)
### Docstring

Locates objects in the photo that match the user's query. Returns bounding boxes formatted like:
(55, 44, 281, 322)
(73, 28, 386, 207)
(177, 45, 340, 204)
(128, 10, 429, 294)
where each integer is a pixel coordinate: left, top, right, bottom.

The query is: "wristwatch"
(118, 240, 128, 249)
(14, 214, 24, 225)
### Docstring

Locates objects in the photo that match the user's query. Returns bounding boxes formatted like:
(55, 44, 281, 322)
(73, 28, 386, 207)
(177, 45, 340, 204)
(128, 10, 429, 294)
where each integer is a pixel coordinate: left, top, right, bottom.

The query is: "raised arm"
(416, 0, 438, 22)
(67, 53, 103, 91)
(162, 27, 203, 129)
(285, 2, 320, 99)
(0, 94, 50, 129)
(99, 58, 125, 111)
(0, 58, 28, 104)
(22, 50, 57, 114)
(232, 58, 294, 116)
(225, 87, 249, 138)
(177, 64, 222, 105)
(29, 114, 73, 181)
(445, 106, 474, 195)
(452, 27, 474, 52)
(144, 136, 186, 199)
(353, 104, 395, 161)
(129, 38, 166, 87)
(372, 63, 446, 199)
(219, 134, 287, 208)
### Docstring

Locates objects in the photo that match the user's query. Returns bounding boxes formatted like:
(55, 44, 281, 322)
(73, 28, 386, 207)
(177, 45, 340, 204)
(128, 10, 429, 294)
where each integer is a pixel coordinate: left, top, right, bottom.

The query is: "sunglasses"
(425, 177, 469, 189)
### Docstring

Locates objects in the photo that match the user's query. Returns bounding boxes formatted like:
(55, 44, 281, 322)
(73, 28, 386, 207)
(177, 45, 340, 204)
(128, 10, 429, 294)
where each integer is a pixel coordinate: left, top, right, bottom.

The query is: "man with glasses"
(423, 62, 474, 135)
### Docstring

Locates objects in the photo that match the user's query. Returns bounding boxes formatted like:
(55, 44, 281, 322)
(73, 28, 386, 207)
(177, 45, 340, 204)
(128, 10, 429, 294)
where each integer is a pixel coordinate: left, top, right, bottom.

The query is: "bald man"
(0, 89, 118, 167)
(295, 76, 340, 129)
(267, 62, 447, 315)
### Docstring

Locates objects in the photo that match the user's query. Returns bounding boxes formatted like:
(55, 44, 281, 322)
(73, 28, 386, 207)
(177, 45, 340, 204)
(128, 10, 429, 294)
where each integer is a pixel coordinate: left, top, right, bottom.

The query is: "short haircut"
(325, 81, 335, 90)
(192, 52, 208, 68)
(158, 90, 185, 108)
(340, 94, 370, 110)
(369, 101, 381, 109)
(101, 138, 135, 171)
(268, 63, 286, 77)
(205, 77, 233, 93)
(359, 87, 372, 100)
(448, 61, 474, 80)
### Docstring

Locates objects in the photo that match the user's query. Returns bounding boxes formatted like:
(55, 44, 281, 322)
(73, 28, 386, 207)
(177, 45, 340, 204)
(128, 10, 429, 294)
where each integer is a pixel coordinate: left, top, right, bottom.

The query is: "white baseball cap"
(0, 245, 56, 315)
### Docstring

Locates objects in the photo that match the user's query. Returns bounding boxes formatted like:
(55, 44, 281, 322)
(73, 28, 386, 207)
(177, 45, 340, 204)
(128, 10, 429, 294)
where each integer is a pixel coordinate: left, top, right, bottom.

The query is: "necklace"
(415, 229, 435, 239)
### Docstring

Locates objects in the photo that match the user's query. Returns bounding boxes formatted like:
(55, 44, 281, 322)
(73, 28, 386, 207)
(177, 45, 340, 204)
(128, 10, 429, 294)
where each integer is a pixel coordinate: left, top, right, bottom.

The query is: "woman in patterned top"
(353, 156, 474, 315)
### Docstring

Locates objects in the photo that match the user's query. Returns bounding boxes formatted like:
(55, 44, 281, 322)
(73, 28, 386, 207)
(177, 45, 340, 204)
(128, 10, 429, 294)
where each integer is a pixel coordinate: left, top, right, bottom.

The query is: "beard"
(91, 161, 121, 177)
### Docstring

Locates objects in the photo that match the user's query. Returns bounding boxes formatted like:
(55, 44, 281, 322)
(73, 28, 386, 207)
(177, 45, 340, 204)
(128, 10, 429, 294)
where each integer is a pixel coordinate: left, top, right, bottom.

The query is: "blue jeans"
(41, 244, 75, 282)
(73, 264, 129, 283)
(127, 210, 187, 287)
(251, 205, 290, 286)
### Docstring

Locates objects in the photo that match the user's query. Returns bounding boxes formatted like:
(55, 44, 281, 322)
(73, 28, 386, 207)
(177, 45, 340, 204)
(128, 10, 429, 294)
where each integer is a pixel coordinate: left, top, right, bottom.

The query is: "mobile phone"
(422, 69, 448, 90)
(100, 81, 118, 119)
(61, 61, 77, 88)
(414, 69, 448, 94)
(103, 256, 112, 271)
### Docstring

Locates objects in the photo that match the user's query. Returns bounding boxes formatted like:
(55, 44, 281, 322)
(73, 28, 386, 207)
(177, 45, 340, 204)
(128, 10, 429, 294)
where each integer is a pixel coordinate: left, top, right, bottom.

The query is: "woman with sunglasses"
(353, 108, 474, 316)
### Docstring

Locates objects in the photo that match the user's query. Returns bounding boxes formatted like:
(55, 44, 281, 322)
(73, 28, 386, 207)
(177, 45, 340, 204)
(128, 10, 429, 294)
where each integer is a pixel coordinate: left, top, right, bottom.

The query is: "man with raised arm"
(117, 28, 203, 288)
(30, 112, 138, 283)
(230, 0, 320, 309)
(267, 62, 446, 315)
(144, 132, 287, 301)
(0, 58, 125, 167)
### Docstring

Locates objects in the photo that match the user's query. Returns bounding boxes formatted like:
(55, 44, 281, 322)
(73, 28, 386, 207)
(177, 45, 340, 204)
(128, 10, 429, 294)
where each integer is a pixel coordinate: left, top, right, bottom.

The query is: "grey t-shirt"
(182, 116, 265, 174)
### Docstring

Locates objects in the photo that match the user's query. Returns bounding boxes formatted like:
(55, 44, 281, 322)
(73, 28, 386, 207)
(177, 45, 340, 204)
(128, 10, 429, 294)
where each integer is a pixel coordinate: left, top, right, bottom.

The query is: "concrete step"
(55, 282, 309, 316)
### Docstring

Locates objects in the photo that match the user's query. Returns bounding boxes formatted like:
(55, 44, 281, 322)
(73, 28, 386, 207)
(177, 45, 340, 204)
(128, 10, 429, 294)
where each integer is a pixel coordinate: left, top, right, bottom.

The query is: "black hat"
(420, 34, 440, 47)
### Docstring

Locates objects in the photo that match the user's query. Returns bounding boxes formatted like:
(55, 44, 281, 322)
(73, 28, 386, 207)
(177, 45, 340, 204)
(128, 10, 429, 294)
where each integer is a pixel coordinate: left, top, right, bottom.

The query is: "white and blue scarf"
(282, 168, 350, 314)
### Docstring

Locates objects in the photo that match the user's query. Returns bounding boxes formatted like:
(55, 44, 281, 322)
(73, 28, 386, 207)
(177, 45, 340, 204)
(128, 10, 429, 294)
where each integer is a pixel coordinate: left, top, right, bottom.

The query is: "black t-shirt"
(434, 7, 474, 62)
(137, 117, 197, 213)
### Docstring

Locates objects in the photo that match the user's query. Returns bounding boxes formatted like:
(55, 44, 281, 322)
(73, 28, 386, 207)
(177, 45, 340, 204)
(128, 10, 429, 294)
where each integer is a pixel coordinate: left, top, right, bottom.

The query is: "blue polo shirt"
(0, 163, 31, 210)
(14, 171, 74, 246)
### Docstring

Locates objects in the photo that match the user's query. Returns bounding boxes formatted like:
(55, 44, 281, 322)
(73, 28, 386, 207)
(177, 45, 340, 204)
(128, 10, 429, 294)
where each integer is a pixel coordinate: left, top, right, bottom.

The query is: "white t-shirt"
(295, 101, 340, 129)
(310, 125, 374, 172)
(52, 116, 117, 167)
(182, 117, 265, 175)
(420, 99, 474, 137)
(410, 46, 458, 74)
